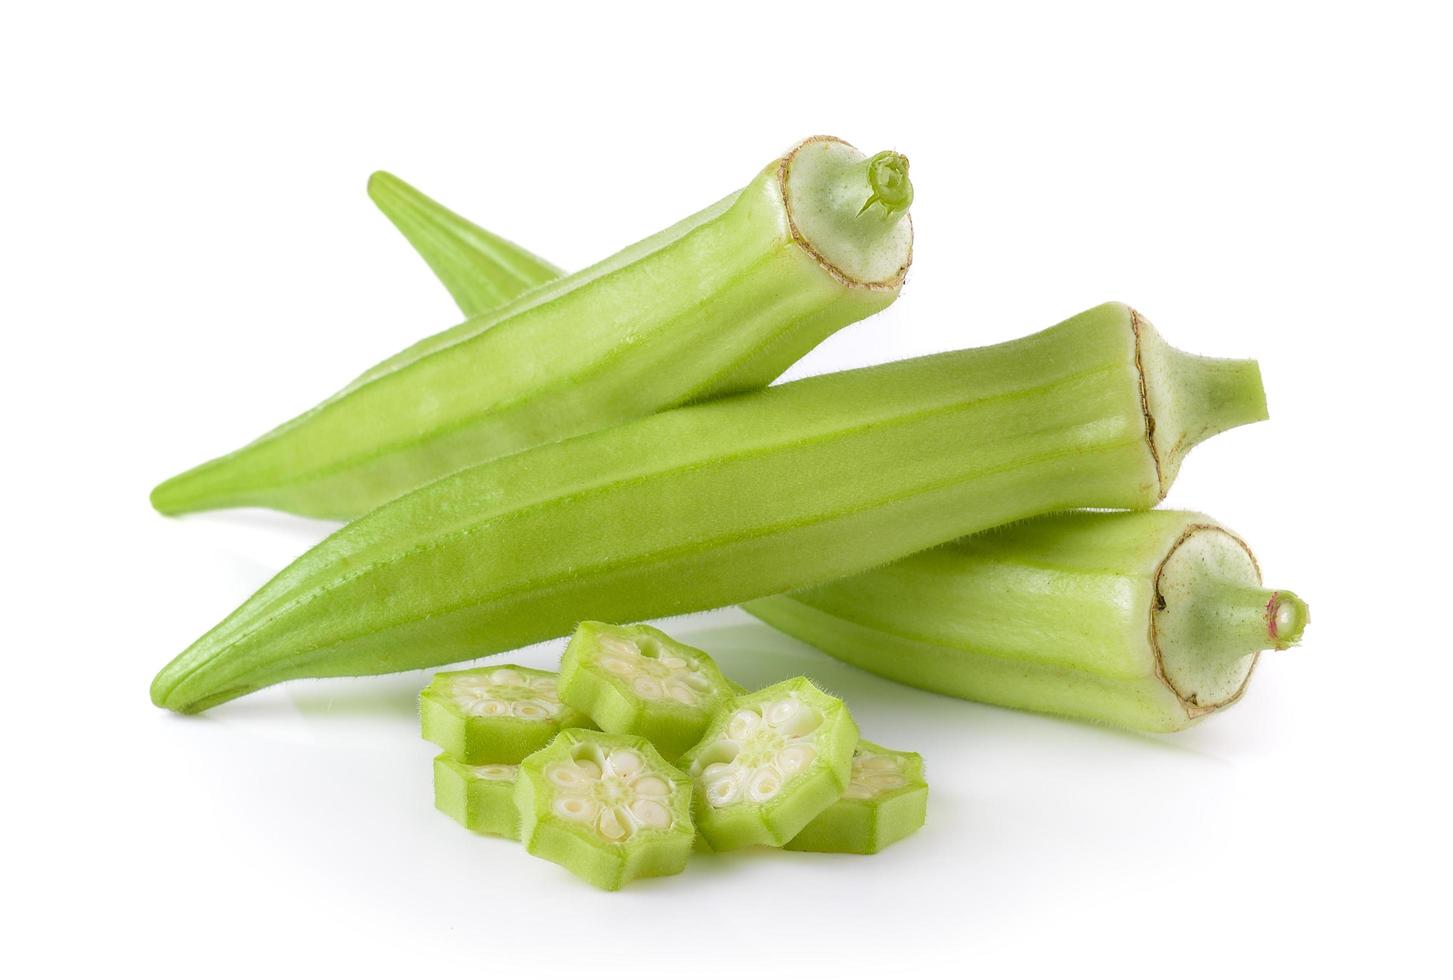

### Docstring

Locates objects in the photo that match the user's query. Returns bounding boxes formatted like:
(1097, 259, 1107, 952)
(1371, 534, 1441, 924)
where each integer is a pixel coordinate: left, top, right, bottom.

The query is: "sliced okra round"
(784, 741, 927, 854)
(432, 755, 520, 839)
(558, 622, 741, 759)
(677, 677, 859, 851)
(515, 729, 694, 891)
(419, 665, 592, 764)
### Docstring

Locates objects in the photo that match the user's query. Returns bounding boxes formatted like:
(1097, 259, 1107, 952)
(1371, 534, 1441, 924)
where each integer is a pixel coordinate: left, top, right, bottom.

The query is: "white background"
(3, 2, 1449, 976)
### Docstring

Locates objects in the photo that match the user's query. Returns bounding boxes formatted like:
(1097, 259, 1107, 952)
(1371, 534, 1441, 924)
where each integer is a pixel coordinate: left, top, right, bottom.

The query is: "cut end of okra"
(1153, 523, 1311, 717)
(433, 755, 520, 839)
(559, 622, 741, 759)
(785, 741, 927, 855)
(783, 136, 914, 288)
(678, 677, 859, 851)
(515, 729, 695, 891)
(420, 665, 592, 765)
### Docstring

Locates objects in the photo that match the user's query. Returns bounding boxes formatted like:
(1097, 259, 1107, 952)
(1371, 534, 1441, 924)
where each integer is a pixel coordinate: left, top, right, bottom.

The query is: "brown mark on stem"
(777, 135, 913, 291)
(1129, 307, 1166, 500)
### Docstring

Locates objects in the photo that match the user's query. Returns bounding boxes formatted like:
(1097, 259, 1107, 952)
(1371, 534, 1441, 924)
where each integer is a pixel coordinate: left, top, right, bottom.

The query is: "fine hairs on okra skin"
(149, 302, 1267, 714)
(746, 510, 1310, 733)
(150, 135, 915, 520)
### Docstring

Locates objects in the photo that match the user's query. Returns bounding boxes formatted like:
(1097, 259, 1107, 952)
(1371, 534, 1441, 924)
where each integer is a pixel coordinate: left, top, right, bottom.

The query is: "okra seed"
(470, 764, 517, 781)
(607, 749, 642, 777)
(630, 800, 671, 828)
(633, 776, 669, 797)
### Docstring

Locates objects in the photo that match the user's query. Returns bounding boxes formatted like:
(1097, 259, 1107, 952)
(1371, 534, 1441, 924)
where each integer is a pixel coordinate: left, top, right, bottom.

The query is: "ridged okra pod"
(745, 510, 1310, 732)
(151, 136, 914, 519)
(150, 302, 1266, 713)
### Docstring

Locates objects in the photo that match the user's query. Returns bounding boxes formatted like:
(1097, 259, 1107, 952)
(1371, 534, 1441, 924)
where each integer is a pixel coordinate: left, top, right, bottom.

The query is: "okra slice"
(678, 677, 859, 851)
(558, 622, 740, 759)
(784, 741, 927, 854)
(153, 304, 1271, 714)
(747, 509, 1311, 732)
(515, 730, 694, 891)
(432, 755, 520, 839)
(419, 665, 591, 764)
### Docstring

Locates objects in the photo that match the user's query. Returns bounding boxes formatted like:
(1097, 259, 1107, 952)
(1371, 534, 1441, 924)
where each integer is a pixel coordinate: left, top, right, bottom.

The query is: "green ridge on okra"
(746, 510, 1309, 732)
(151, 135, 913, 520)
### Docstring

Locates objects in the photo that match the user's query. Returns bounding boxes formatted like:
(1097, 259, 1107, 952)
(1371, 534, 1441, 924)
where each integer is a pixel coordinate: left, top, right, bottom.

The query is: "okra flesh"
(432, 756, 521, 839)
(419, 665, 591, 764)
(784, 741, 928, 854)
(677, 677, 859, 851)
(515, 729, 694, 891)
(150, 303, 1266, 713)
(367, 171, 562, 317)
(745, 510, 1310, 732)
(151, 136, 912, 520)
(558, 622, 742, 760)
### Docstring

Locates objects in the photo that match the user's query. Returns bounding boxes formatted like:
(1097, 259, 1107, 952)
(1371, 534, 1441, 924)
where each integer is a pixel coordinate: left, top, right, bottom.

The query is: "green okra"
(419, 664, 592, 764)
(745, 510, 1310, 733)
(515, 729, 695, 890)
(678, 677, 859, 851)
(783, 741, 928, 855)
(558, 622, 742, 760)
(433, 756, 521, 839)
(368, 171, 562, 317)
(151, 135, 914, 520)
(149, 302, 1266, 714)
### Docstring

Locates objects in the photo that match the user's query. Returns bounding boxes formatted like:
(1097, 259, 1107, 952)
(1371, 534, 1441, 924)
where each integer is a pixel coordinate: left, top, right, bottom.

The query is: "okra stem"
(1191, 584, 1310, 663)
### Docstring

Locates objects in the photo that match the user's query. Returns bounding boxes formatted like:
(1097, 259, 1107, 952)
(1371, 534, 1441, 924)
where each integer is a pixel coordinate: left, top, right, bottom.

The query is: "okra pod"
(151, 136, 914, 519)
(149, 303, 1266, 714)
(745, 510, 1309, 732)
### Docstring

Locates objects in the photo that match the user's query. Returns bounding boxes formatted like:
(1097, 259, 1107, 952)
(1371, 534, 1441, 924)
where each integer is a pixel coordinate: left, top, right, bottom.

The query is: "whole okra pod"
(746, 510, 1309, 732)
(150, 302, 1266, 714)
(150, 136, 914, 519)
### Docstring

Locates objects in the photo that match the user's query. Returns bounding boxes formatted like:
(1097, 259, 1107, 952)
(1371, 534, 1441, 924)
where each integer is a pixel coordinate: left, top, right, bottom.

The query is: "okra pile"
(425, 623, 927, 889)
(149, 134, 1311, 888)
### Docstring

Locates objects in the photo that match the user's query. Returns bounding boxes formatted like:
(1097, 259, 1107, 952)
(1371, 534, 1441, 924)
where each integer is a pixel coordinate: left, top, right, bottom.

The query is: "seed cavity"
(839, 748, 909, 801)
(468, 763, 518, 782)
(546, 738, 677, 841)
(691, 695, 824, 808)
(449, 670, 566, 720)
(591, 630, 725, 706)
